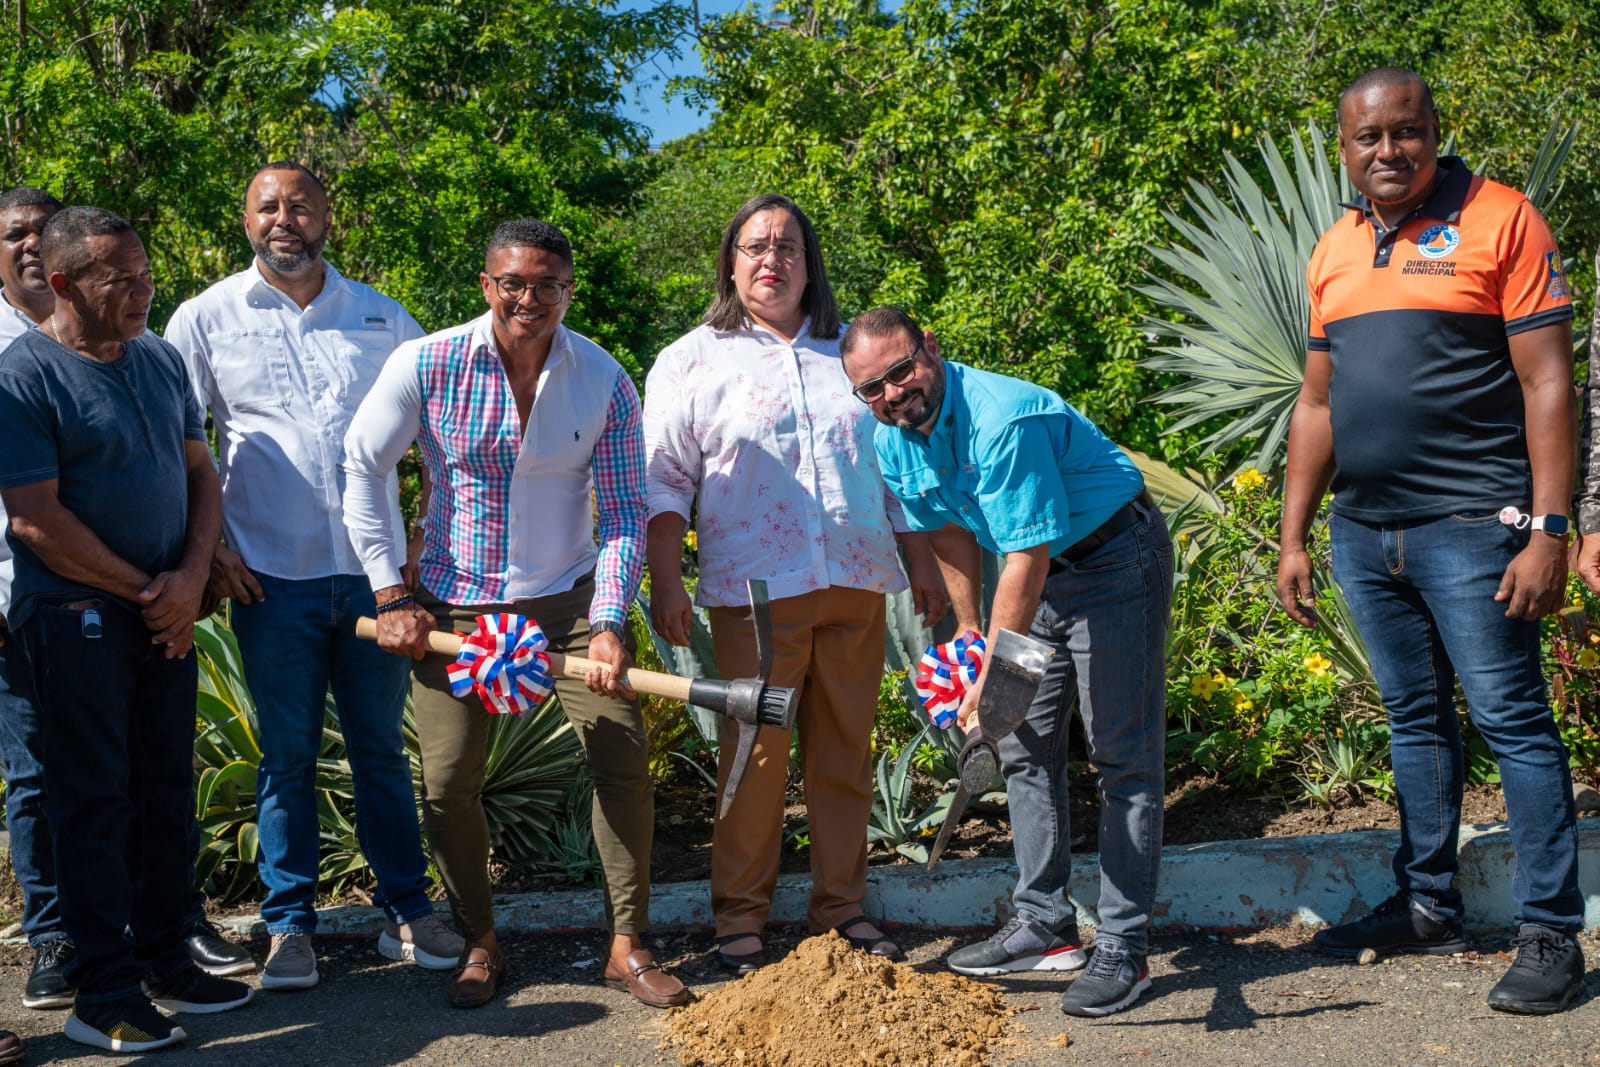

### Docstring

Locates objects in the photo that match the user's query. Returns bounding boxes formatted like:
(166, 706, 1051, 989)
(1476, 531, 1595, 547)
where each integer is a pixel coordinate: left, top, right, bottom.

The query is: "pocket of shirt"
(209, 328, 290, 414)
(330, 329, 397, 408)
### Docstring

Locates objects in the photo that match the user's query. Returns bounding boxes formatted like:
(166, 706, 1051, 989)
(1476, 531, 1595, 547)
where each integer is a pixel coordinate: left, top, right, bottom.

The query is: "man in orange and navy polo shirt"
(1276, 67, 1585, 1014)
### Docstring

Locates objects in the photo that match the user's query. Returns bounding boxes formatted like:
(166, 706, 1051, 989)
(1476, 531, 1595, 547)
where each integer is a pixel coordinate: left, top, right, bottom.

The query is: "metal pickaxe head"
(681, 579, 798, 817)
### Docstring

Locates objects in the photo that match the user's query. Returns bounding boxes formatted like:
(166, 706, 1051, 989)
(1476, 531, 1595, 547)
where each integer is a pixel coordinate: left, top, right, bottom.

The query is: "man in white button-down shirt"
(165, 163, 461, 993)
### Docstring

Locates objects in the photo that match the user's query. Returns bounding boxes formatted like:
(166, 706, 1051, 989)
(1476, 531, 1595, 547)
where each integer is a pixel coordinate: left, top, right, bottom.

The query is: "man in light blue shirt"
(841, 307, 1173, 1019)
(165, 162, 458, 992)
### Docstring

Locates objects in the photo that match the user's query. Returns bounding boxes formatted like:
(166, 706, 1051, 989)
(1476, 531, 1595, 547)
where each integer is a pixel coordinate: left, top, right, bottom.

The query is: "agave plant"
(192, 617, 263, 902)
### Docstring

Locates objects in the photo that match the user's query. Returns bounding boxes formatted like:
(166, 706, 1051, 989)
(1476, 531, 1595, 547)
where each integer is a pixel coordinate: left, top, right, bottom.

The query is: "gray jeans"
(999, 498, 1173, 955)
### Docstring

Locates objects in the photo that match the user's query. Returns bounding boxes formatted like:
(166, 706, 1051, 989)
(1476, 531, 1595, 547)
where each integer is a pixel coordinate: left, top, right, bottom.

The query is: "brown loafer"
(448, 946, 506, 1009)
(603, 950, 690, 1008)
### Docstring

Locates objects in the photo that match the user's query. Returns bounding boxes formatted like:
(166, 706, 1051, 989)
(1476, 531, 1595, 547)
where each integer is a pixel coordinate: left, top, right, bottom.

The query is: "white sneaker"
(261, 933, 319, 990)
(379, 911, 464, 971)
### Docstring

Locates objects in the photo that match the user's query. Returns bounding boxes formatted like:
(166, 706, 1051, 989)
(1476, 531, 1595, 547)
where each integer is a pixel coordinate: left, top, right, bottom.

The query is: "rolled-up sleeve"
(341, 345, 421, 590)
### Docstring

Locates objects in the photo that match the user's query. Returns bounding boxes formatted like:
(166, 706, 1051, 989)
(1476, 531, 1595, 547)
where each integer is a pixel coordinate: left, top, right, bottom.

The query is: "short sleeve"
(1307, 237, 1331, 352)
(0, 366, 59, 488)
(973, 418, 1073, 554)
(1499, 199, 1574, 336)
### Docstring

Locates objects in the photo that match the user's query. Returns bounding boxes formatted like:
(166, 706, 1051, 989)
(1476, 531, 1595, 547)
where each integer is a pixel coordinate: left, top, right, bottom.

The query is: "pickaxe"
(356, 579, 795, 816)
(924, 627, 1055, 870)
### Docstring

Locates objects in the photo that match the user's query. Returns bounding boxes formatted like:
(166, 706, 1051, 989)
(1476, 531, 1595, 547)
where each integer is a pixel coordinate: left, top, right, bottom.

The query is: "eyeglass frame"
(487, 274, 574, 306)
(734, 238, 804, 263)
(851, 339, 924, 403)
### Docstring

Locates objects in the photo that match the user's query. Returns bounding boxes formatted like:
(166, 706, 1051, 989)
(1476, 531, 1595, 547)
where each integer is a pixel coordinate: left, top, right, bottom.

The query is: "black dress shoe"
(714, 934, 763, 976)
(23, 937, 76, 1009)
(187, 919, 257, 976)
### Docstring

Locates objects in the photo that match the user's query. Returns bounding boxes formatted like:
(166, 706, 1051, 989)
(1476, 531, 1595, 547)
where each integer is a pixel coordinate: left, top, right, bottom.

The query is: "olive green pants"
(411, 580, 653, 939)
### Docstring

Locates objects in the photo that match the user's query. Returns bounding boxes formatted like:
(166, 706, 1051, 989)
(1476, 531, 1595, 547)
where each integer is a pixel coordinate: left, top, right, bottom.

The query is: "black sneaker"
(1486, 926, 1585, 1015)
(1312, 891, 1467, 959)
(22, 937, 76, 1009)
(186, 918, 257, 976)
(1059, 940, 1152, 1017)
(946, 916, 1088, 976)
(65, 995, 186, 1052)
(142, 967, 255, 1015)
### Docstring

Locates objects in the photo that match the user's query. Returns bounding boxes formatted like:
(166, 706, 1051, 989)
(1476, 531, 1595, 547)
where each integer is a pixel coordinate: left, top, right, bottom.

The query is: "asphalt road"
(2, 925, 1597, 1065)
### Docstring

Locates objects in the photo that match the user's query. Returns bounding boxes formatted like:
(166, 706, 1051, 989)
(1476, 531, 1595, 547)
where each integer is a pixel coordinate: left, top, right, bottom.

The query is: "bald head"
(1338, 67, 1435, 128)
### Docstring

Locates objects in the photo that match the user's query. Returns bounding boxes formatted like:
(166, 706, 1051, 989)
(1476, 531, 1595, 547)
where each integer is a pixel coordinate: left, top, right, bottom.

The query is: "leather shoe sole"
(448, 950, 506, 1009)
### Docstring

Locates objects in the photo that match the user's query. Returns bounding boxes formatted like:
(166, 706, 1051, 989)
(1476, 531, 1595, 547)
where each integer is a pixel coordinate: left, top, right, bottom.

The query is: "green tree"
(2, 0, 690, 370)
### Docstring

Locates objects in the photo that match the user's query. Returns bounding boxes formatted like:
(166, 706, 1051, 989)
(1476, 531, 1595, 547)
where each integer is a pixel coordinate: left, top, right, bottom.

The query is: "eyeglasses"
(735, 239, 803, 262)
(851, 342, 922, 402)
(489, 275, 573, 306)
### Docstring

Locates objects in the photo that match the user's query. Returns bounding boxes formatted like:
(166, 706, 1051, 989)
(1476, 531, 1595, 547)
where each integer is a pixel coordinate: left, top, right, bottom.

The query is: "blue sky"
(616, 0, 746, 146)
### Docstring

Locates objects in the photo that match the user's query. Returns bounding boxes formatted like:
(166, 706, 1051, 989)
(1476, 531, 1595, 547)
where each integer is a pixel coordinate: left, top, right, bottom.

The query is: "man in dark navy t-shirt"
(0, 207, 252, 1051)
(1276, 68, 1584, 1015)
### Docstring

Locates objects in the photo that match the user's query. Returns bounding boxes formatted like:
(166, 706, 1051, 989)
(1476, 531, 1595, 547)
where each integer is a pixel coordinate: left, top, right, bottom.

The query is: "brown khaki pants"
(410, 580, 653, 940)
(707, 585, 886, 937)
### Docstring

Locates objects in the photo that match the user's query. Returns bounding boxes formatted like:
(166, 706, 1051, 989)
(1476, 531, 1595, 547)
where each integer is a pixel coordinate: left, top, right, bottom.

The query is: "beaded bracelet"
(375, 595, 416, 615)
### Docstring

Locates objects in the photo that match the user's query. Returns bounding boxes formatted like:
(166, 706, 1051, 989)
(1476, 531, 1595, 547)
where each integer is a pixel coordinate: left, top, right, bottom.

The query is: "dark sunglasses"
(851, 341, 922, 402)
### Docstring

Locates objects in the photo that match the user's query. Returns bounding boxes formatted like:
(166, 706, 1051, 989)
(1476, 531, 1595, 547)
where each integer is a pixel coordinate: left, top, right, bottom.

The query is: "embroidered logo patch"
(1416, 224, 1460, 260)
(1547, 250, 1571, 300)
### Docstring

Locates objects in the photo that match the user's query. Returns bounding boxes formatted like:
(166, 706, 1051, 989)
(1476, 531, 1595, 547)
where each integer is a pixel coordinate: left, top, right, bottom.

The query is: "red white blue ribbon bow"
(914, 630, 986, 729)
(447, 614, 555, 716)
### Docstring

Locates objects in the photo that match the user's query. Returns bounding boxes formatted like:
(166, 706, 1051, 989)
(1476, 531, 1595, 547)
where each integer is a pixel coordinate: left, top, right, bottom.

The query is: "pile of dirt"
(664, 931, 1016, 1067)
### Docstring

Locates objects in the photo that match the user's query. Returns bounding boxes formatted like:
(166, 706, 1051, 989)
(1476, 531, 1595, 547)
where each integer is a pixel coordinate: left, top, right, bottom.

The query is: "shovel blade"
(967, 628, 1053, 747)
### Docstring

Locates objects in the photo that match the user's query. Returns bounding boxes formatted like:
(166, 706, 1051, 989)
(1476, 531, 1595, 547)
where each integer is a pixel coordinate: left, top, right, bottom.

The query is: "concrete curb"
(210, 819, 1600, 940)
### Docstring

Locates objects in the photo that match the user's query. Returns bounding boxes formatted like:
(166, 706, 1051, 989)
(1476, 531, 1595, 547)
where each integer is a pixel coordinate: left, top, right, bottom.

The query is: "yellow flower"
(1231, 691, 1254, 713)
(1189, 674, 1220, 698)
(1211, 669, 1232, 688)
(1577, 648, 1600, 670)
(1231, 468, 1266, 494)
(684, 529, 699, 552)
(1304, 653, 1334, 677)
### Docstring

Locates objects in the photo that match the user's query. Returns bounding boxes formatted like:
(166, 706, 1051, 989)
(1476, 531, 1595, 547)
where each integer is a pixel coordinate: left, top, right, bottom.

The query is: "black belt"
(1050, 488, 1154, 571)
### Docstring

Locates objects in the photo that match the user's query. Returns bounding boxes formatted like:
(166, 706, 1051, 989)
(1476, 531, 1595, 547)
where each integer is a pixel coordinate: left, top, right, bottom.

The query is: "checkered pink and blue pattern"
(411, 330, 645, 624)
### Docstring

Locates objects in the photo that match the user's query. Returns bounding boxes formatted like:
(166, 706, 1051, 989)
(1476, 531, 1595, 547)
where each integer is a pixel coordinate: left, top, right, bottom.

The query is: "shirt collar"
(719, 315, 813, 346)
(0, 287, 39, 330)
(469, 311, 571, 369)
(1340, 155, 1473, 226)
(243, 258, 346, 310)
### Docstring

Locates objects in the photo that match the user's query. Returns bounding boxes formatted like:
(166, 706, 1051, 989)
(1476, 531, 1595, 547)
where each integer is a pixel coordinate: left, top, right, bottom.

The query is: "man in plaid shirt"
(342, 218, 683, 1009)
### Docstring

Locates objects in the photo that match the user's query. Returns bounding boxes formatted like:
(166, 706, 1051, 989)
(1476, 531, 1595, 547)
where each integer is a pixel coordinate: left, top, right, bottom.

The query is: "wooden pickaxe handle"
(354, 616, 693, 702)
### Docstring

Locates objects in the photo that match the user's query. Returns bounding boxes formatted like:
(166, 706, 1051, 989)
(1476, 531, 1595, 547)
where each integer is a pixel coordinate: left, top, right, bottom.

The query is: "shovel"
(355, 579, 796, 816)
(924, 627, 1054, 870)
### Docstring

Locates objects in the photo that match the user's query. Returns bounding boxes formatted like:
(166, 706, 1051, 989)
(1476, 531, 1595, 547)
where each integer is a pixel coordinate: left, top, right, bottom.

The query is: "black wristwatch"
(589, 620, 627, 641)
(1531, 514, 1571, 536)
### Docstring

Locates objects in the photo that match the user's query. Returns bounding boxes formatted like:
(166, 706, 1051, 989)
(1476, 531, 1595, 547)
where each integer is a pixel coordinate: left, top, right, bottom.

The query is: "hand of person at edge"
(955, 670, 984, 732)
(209, 543, 265, 605)
(650, 581, 694, 647)
(1576, 533, 1600, 595)
(401, 527, 425, 591)
(585, 629, 637, 699)
(1495, 537, 1568, 620)
(1274, 547, 1319, 628)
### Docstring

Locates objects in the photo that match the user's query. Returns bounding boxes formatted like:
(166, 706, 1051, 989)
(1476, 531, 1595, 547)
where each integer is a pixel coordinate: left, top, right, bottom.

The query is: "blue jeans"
(1329, 511, 1582, 932)
(1002, 499, 1173, 955)
(0, 628, 65, 946)
(231, 574, 432, 934)
(17, 596, 197, 1004)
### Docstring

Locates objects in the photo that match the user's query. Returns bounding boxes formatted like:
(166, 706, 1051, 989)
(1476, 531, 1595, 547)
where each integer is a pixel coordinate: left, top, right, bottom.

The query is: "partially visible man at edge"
(0, 206, 253, 1052)
(165, 161, 459, 993)
(1276, 67, 1586, 1015)
(0, 186, 77, 1020)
